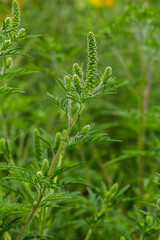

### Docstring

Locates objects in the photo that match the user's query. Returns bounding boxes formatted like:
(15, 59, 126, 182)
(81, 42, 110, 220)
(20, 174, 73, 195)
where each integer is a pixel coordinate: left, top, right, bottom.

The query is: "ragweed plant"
(0, 0, 31, 96)
(16, 31, 120, 239)
(0, 28, 126, 239)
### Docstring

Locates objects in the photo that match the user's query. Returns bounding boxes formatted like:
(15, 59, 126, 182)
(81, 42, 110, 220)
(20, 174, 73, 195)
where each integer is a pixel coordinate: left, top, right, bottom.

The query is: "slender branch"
(17, 104, 84, 240)
(68, 90, 72, 126)
(68, 98, 72, 125)
(92, 82, 102, 95)
(48, 104, 84, 175)
(17, 190, 44, 240)
(39, 206, 46, 237)
(84, 228, 93, 240)
(137, 28, 147, 196)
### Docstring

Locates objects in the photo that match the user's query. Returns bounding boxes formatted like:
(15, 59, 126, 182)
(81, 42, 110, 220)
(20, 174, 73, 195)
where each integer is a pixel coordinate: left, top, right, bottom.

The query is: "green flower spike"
(17, 28, 25, 37)
(11, 0, 20, 29)
(5, 17, 11, 29)
(120, 237, 126, 240)
(62, 129, 66, 137)
(33, 201, 37, 207)
(6, 57, 13, 69)
(0, 138, 6, 154)
(102, 66, 112, 84)
(73, 74, 82, 95)
(37, 171, 42, 178)
(42, 158, 49, 176)
(0, 17, 11, 31)
(34, 128, 43, 163)
(146, 215, 153, 227)
(53, 132, 61, 154)
(86, 31, 98, 87)
(81, 125, 90, 134)
(1, 39, 11, 51)
(1, 16, 11, 30)
(64, 75, 71, 91)
(73, 63, 82, 79)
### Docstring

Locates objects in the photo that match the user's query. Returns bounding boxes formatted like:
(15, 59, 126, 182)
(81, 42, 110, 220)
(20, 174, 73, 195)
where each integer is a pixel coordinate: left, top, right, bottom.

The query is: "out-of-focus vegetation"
(1, 0, 160, 239)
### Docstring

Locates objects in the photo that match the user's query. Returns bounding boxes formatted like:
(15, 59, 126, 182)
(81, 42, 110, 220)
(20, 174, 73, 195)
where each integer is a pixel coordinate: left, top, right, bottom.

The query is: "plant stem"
(84, 228, 93, 240)
(68, 98, 72, 125)
(17, 190, 44, 240)
(137, 29, 147, 196)
(48, 104, 84, 175)
(17, 104, 84, 240)
(39, 207, 46, 237)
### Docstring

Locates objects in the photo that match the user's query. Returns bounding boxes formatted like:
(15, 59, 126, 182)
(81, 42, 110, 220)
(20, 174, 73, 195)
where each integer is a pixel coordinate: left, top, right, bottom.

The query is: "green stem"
(84, 228, 93, 240)
(17, 104, 84, 240)
(137, 29, 146, 196)
(39, 207, 46, 237)
(48, 104, 84, 175)
(17, 190, 44, 240)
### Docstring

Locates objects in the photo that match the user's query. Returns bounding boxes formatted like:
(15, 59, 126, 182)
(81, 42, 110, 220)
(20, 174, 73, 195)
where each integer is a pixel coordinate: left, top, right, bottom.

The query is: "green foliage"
(0, 0, 160, 240)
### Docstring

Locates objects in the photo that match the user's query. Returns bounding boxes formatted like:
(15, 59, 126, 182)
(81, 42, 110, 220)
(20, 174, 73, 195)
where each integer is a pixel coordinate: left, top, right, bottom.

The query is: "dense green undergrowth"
(1, 0, 160, 240)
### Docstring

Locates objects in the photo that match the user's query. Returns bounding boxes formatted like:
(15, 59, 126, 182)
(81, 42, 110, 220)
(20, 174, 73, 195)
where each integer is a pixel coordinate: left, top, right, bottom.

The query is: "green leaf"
(47, 93, 68, 113)
(0, 85, 24, 94)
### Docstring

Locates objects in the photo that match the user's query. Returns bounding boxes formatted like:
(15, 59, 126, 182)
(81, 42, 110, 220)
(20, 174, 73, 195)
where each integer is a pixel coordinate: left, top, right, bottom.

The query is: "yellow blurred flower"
(89, 0, 115, 7)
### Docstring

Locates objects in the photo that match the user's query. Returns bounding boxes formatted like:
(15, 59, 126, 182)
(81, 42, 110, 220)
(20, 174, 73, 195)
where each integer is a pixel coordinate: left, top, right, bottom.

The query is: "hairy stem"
(17, 104, 84, 240)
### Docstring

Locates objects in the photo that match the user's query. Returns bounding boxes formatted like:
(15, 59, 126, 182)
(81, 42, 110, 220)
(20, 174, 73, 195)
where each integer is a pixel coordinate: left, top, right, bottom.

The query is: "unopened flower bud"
(73, 74, 82, 95)
(120, 237, 126, 240)
(1, 40, 11, 51)
(42, 158, 49, 176)
(64, 75, 71, 91)
(33, 201, 37, 207)
(53, 132, 61, 154)
(62, 129, 66, 137)
(6, 57, 13, 69)
(37, 171, 42, 178)
(17, 28, 25, 37)
(73, 63, 82, 79)
(146, 215, 153, 227)
(5, 17, 11, 28)
(81, 125, 90, 134)
(102, 66, 112, 84)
